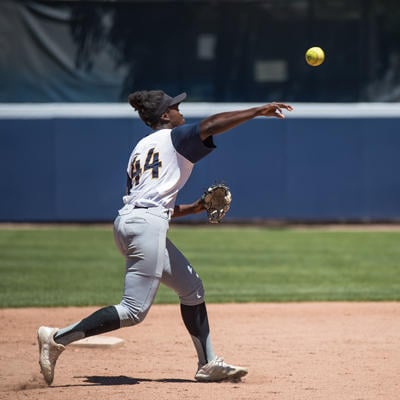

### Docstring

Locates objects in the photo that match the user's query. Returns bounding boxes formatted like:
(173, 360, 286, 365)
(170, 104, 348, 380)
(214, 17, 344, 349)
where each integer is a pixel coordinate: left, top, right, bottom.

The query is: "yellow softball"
(305, 46, 325, 67)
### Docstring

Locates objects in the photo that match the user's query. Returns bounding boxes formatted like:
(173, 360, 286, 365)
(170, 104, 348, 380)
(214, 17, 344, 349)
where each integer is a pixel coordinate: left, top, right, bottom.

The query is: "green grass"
(0, 225, 399, 307)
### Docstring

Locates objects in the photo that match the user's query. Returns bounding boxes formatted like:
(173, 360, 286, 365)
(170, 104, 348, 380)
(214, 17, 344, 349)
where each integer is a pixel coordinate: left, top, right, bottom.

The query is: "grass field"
(0, 224, 399, 307)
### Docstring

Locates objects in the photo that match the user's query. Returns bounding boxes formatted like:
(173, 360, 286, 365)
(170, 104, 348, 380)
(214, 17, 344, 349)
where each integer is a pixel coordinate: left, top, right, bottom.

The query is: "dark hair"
(128, 90, 165, 127)
(128, 90, 187, 128)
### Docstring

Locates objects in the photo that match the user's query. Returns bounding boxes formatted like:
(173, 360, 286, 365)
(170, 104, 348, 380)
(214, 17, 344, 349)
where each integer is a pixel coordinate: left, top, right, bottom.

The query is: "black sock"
(180, 302, 214, 364)
(54, 305, 121, 345)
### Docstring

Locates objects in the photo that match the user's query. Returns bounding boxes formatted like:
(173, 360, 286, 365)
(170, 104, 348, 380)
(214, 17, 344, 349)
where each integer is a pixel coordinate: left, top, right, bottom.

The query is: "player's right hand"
(259, 102, 293, 118)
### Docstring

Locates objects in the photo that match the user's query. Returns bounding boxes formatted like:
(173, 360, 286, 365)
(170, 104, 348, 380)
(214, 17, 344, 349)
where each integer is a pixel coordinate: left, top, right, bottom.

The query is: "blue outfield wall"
(1, 103, 400, 222)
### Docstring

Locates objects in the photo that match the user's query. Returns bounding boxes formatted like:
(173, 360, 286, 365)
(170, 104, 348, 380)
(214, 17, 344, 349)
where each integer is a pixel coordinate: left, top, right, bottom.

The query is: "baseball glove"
(201, 183, 232, 223)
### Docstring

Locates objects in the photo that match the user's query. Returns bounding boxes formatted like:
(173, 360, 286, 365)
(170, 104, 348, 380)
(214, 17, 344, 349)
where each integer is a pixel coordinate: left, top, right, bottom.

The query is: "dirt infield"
(1, 303, 399, 400)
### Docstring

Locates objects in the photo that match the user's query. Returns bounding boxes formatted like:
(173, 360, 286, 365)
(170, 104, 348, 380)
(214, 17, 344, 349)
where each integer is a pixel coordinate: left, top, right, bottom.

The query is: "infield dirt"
(1, 302, 399, 400)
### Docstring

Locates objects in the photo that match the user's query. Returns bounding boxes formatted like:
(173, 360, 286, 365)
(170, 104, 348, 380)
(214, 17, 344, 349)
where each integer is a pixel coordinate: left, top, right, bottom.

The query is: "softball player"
(37, 90, 293, 385)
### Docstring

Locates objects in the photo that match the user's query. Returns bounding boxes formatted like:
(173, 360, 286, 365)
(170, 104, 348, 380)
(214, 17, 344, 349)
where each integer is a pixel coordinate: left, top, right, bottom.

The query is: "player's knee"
(114, 302, 150, 327)
(180, 283, 205, 305)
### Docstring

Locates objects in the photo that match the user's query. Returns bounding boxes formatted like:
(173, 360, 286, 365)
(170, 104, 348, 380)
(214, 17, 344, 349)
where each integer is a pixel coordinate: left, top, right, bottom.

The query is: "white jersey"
(123, 123, 214, 211)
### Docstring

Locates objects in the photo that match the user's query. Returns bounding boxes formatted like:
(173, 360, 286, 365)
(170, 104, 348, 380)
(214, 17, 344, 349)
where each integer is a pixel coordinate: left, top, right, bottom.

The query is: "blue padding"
(1, 116, 400, 221)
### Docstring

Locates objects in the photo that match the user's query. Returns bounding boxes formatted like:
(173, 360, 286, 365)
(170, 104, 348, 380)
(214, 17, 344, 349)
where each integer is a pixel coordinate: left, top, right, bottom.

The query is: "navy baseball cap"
(154, 91, 187, 118)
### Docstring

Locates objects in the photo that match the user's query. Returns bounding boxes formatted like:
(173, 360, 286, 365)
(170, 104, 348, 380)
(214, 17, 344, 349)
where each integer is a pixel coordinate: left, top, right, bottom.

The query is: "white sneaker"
(37, 326, 65, 385)
(195, 356, 248, 382)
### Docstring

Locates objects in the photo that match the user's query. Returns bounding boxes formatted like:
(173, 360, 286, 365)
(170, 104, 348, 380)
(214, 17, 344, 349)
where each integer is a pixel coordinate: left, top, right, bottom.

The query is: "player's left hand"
(201, 183, 232, 223)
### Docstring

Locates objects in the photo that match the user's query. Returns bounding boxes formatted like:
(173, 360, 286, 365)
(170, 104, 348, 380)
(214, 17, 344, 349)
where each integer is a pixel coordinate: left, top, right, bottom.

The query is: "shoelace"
(198, 356, 229, 373)
(213, 357, 225, 367)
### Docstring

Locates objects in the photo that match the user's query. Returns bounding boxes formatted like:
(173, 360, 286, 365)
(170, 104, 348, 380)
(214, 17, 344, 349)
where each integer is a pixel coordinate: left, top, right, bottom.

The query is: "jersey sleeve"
(171, 122, 215, 163)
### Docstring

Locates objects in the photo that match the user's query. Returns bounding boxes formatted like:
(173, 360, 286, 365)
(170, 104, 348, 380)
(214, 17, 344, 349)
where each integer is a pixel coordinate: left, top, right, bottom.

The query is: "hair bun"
(128, 91, 146, 111)
(127, 90, 165, 127)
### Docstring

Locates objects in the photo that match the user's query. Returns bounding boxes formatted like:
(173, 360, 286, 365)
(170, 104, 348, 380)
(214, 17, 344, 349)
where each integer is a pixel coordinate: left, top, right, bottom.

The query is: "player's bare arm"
(173, 199, 204, 218)
(199, 102, 293, 140)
